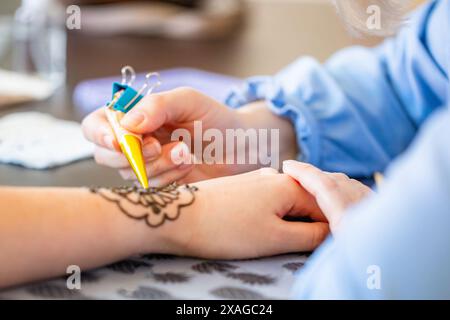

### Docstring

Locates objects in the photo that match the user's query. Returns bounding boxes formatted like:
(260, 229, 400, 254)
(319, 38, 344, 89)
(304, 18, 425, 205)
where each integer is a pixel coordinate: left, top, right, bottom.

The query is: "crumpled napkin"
(0, 112, 94, 169)
(0, 69, 54, 108)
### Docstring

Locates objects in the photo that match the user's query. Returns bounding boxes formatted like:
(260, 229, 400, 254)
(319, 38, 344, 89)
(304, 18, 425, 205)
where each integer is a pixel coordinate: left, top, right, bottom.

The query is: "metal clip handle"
(122, 72, 162, 112)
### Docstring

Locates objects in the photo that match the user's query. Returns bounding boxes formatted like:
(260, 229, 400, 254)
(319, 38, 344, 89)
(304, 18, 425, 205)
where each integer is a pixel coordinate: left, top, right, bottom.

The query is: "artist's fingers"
(119, 141, 192, 181)
(94, 146, 129, 168)
(328, 173, 373, 203)
(94, 136, 161, 169)
(282, 160, 347, 215)
(275, 221, 329, 253)
(146, 164, 194, 188)
(275, 173, 324, 220)
(81, 108, 119, 151)
(120, 87, 221, 134)
(141, 135, 163, 159)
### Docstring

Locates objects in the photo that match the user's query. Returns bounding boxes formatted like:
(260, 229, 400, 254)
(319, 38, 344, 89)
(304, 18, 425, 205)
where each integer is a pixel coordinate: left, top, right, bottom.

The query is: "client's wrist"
(121, 184, 201, 256)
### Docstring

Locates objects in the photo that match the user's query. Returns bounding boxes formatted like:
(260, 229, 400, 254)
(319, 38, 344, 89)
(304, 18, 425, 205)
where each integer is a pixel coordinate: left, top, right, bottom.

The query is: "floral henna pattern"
(90, 183, 198, 228)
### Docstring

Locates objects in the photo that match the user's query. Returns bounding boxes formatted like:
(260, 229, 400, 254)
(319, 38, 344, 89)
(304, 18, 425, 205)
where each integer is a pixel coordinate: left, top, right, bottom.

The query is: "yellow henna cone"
(119, 134, 149, 190)
(104, 107, 149, 190)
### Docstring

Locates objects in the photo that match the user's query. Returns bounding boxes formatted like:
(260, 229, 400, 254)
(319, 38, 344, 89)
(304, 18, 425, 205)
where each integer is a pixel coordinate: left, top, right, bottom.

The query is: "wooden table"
(0, 0, 378, 187)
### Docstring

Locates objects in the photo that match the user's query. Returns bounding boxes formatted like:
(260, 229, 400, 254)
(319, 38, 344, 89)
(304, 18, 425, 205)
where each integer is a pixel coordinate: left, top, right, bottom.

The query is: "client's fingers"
(276, 221, 329, 253)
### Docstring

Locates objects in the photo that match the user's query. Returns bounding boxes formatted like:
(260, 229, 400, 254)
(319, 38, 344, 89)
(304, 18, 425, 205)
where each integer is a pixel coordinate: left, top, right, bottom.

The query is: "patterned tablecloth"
(0, 253, 309, 300)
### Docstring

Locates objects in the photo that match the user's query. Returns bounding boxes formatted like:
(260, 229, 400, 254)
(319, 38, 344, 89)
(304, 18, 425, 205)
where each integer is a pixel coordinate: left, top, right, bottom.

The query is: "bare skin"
(283, 160, 373, 233)
(82, 88, 297, 187)
(0, 169, 328, 289)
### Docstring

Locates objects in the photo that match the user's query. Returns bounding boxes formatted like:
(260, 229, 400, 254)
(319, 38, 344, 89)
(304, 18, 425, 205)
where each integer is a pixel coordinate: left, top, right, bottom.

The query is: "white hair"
(334, 0, 413, 37)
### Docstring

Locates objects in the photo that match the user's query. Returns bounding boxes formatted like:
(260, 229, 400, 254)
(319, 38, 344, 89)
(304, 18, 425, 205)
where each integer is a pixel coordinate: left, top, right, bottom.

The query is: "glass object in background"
(0, 0, 66, 108)
(12, 0, 67, 89)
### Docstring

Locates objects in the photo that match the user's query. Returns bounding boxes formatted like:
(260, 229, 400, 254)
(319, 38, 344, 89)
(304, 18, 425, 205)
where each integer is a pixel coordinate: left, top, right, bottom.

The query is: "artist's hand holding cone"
(82, 87, 297, 186)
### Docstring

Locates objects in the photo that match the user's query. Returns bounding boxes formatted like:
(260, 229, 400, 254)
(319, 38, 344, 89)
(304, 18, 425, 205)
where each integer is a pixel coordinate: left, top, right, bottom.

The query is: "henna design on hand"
(90, 183, 198, 228)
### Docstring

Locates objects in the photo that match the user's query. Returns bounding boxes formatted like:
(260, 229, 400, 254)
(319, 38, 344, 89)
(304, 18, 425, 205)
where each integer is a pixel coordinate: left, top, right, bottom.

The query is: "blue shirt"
(226, 0, 450, 299)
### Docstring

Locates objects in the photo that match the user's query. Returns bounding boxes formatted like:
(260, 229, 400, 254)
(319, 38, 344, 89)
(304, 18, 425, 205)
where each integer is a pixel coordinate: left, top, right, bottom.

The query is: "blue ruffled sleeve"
(225, 0, 448, 177)
(292, 108, 450, 299)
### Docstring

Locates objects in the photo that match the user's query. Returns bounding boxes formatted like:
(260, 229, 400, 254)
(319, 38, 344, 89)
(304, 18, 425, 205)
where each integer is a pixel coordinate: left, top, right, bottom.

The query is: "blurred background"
(0, 0, 382, 187)
(0, 0, 381, 106)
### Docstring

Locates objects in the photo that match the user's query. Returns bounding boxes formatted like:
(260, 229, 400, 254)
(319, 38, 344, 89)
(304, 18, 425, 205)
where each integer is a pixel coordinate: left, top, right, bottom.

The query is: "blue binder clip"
(109, 66, 161, 113)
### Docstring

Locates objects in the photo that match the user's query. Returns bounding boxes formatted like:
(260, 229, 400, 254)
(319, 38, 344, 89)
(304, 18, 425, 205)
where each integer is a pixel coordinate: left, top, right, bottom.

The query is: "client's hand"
(143, 168, 329, 259)
(0, 168, 327, 287)
(282, 160, 373, 233)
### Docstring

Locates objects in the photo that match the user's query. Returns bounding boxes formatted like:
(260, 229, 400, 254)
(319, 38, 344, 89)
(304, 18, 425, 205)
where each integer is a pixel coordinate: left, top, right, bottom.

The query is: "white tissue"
(0, 112, 94, 169)
(0, 70, 54, 107)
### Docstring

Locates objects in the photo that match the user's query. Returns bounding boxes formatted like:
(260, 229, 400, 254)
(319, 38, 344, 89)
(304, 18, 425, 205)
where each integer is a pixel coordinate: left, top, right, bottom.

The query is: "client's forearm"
(0, 184, 198, 288)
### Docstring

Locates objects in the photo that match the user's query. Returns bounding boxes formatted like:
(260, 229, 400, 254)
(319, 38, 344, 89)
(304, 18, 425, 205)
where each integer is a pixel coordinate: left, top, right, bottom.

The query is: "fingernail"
(103, 135, 116, 150)
(121, 111, 145, 128)
(170, 142, 191, 165)
(143, 142, 161, 158)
